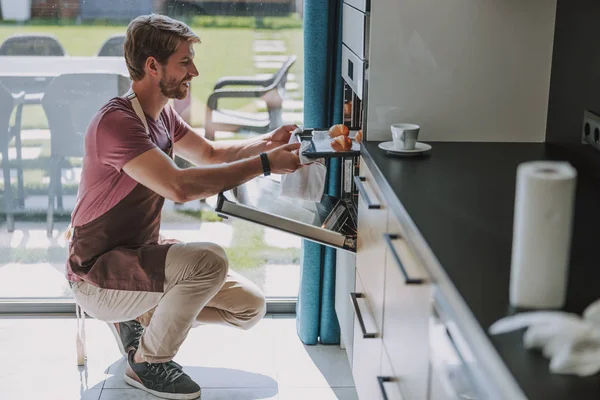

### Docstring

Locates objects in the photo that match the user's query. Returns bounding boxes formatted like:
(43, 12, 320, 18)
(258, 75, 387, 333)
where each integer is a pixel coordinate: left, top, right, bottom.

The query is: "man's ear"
(145, 56, 161, 78)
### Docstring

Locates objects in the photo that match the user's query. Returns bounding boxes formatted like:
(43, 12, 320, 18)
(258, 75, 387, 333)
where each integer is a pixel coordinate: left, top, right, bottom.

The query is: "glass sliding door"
(0, 0, 304, 313)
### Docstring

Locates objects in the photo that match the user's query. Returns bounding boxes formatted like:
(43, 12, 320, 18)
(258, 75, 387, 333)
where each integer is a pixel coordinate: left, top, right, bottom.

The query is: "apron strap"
(126, 91, 150, 136)
(76, 303, 87, 366)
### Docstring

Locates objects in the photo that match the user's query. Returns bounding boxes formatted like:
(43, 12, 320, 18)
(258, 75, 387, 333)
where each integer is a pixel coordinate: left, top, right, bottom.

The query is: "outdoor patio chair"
(97, 34, 126, 57)
(0, 34, 66, 219)
(0, 33, 66, 96)
(0, 82, 24, 232)
(0, 33, 67, 56)
(41, 72, 131, 236)
(0, 83, 44, 232)
(204, 55, 296, 140)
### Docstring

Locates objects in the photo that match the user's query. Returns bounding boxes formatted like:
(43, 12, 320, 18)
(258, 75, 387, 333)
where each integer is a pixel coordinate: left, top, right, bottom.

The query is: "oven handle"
(350, 292, 377, 338)
(384, 233, 425, 285)
(354, 176, 381, 209)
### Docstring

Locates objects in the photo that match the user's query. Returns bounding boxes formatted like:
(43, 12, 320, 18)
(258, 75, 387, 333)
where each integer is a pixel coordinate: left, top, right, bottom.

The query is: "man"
(66, 14, 302, 400)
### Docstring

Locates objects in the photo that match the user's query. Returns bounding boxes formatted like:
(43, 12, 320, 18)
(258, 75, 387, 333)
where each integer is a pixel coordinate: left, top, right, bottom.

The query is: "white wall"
(365, 0, 557, 142)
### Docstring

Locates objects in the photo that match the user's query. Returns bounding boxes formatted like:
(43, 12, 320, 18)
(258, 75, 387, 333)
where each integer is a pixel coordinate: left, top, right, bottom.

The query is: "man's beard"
(159, 75, 190, 100)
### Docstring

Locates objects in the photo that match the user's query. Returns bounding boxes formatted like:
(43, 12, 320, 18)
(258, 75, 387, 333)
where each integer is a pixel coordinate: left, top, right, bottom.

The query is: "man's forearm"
(210, 133, 274, 163)
(176, 154, 263, 202)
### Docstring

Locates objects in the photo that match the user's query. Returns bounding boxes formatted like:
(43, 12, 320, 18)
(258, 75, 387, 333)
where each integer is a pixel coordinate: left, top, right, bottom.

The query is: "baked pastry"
(344, 103, 352, 117)
(329, 124, 349, 138)
(355, 129, 363, 143)
(331, 135, 352, 151)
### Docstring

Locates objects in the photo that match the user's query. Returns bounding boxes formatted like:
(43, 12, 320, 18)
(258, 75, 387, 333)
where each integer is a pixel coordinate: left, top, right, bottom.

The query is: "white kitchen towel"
(280, 128, 327, 202)
(489, 298, 600, 376)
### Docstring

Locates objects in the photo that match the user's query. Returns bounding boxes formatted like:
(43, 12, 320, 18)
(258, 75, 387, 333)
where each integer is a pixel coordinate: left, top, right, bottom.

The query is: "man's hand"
(266, 142, 303, 174)
(265, 124, 299, 150)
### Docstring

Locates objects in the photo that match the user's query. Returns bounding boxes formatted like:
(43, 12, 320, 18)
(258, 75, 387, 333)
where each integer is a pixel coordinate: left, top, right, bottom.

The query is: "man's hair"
(124, 14, 201, 81)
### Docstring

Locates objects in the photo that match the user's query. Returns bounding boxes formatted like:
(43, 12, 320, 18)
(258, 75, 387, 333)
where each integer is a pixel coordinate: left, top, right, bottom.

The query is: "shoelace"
(133, 323, 144, 342)
(131, 322, 144, 346)
(132, 322, 144, 332)
(147, 361, 185, 383)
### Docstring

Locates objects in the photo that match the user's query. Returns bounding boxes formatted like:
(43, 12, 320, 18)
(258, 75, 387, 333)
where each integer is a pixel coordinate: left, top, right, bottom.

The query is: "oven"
(342, 0, 369, 135)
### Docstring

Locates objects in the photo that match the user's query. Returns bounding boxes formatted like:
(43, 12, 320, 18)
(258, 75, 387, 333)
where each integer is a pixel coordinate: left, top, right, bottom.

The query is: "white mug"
(391, 124, 420, 150)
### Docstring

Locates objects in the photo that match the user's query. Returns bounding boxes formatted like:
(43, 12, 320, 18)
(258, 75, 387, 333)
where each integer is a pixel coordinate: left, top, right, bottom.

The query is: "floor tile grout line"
(277, 385, 358, 388)
(272, 316, 282, 386)
(99, 385, 354, 390)
(101, 386, 280, 389)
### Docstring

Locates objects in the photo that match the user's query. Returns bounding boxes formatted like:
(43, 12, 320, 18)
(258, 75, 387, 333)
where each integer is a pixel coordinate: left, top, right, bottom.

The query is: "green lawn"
(0, 23, 303, 129)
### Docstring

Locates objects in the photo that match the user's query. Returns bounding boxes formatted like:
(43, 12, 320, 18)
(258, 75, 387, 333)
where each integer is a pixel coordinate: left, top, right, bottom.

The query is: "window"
(0, 0, 304, 310)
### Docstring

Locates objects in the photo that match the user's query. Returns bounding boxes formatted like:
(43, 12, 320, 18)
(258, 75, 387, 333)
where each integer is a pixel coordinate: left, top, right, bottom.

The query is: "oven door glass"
(214, 176, 357, 252)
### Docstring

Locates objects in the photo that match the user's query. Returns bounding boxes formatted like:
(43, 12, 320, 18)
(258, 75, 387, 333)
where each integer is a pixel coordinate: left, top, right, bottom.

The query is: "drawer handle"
(377, 376, 393, 400)
(354, 176, 380, 209)
(384, 233, 424, 285)
(350, 292, 377, 338)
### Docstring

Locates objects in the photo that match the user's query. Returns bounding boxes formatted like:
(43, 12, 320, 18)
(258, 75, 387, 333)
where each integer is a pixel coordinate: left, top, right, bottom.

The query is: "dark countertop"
(361, 141, 600, 400)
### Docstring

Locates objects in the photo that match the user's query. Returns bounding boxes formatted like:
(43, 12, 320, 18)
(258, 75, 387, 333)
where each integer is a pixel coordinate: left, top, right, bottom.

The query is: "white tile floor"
(0, 316, 357, 400)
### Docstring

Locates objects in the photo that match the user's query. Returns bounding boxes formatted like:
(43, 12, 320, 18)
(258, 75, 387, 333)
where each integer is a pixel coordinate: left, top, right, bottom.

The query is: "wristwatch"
(260, 152, 271, 176)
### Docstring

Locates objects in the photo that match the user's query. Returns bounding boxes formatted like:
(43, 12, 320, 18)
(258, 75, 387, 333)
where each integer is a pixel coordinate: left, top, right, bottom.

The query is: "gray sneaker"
(108, 320, 144, 357)
(125, 350, 201, 399)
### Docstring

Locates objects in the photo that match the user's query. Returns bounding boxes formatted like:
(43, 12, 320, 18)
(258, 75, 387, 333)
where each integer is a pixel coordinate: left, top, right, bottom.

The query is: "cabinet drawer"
(356, 157, 382, 210)
(352, 274, 383, 400)
(379, 347, 406, 400)
(342, 3, 367, 60)
(335, 250, 356, 366)
(342, 44, 364, 100)
(344, 0, 369, 13)
(356, 158, 386, 332)
(382, 215, 432, 400)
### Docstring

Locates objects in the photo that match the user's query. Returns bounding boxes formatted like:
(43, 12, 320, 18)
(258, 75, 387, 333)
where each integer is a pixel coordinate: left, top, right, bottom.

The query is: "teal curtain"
(296, 0, 344, 345)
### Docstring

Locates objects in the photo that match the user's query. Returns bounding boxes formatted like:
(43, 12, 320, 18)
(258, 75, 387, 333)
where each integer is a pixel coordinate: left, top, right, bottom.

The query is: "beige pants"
(72, 242, 267, 363)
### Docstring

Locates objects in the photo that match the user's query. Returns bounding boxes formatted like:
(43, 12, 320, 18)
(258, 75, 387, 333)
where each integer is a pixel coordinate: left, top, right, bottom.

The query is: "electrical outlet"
(582, 110, 600, 148)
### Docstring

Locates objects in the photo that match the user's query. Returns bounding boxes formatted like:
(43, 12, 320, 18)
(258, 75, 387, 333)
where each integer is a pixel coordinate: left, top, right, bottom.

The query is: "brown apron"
(66, 92, 178, 293)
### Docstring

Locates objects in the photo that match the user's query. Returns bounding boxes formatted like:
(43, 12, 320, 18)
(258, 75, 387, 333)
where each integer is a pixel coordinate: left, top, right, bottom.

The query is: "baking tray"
(294, 128, 361, 159)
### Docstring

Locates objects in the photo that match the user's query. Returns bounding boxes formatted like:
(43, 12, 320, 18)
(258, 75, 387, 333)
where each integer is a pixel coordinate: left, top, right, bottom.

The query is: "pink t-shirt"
(71, 97, 190, 227)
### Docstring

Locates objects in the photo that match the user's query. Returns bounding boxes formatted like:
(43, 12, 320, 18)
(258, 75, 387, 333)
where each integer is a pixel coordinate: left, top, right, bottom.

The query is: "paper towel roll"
(509, 161, 577, 309)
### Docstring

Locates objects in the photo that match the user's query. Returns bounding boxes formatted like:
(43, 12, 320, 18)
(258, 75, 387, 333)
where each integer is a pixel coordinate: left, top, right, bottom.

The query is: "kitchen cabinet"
(351, 158, 387, 400)
(351, 273, 384, 400)
(358, 141, 600, 399)
(380, 347, 406, 400)
(355, 159, 387, 332)
(382, 213, 431, 400)
(350, 155, 432, 400)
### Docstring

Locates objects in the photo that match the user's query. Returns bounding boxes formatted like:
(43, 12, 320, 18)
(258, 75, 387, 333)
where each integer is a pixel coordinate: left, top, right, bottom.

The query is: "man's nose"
(188, 61, 199, 77)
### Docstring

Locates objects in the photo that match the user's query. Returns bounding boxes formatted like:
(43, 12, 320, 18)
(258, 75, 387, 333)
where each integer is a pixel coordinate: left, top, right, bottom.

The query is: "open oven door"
(213, 176, 357, 253)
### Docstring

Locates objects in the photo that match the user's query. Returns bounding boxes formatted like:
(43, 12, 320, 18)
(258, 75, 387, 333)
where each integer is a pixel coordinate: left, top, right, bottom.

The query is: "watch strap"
(260, 152, 271, 176)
